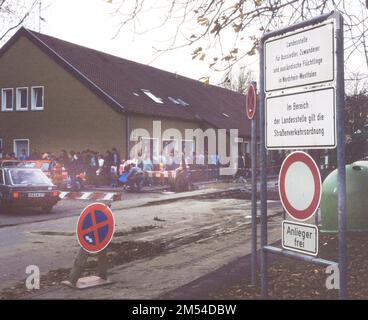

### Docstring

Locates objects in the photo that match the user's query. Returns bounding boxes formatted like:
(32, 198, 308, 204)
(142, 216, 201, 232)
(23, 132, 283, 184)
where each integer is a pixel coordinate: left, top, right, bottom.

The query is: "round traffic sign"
(246, 83, 257, 120)
(76, 202, 115, 253)
(278, 151, 321, 221)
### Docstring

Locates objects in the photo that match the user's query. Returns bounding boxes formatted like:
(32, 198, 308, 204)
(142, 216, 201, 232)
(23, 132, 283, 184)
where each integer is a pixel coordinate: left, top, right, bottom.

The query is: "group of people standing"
(2, 145, 253, 190)
(11, 148, 122, 190)
(58, 148, 122, 189)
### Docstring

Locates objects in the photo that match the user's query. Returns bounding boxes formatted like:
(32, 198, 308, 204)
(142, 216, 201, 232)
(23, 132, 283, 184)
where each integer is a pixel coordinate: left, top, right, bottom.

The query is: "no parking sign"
(76, 202, 115, 253)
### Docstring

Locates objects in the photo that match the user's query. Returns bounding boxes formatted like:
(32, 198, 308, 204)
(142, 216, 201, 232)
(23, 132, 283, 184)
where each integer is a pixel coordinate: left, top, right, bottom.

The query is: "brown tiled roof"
(1, 27, 251, 137)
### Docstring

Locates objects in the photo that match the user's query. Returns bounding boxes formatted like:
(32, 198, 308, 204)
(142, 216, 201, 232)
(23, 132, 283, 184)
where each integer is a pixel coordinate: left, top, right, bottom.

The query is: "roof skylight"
(141, 89, 163, 104)
(168, 97, 181, 105)
(168, 96, 190, 107)
(177, 98, 190, 107)
(222, 113, 230, 118)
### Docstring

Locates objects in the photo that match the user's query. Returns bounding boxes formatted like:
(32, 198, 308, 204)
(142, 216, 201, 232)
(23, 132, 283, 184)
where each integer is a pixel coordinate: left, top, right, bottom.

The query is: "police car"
(0, 166, 60, 213)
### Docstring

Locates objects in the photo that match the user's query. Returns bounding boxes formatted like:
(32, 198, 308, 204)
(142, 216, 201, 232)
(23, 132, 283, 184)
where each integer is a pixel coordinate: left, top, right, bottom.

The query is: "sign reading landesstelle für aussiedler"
(265, 20, 336, 150)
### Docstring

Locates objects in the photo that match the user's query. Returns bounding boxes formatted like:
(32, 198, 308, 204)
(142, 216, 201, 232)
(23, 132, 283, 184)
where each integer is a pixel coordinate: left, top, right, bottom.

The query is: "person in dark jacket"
(67, 152, 79, 191)
(28, 149, 40, 160)
(103, 151, 113, 185)
(112, 148, 120, 167)
(127, 163, 144, 191)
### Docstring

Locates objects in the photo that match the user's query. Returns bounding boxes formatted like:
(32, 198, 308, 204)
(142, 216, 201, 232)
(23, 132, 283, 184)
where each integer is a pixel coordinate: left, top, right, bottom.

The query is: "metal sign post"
(335, 12, 347, 300)
(246, 82, 258, 286)
(259, 11, 347, 299)
(259, 40, 268, 297)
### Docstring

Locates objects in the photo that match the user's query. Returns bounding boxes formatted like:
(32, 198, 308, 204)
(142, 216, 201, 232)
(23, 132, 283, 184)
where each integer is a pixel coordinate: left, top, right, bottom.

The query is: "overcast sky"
(3, 0, 367, 90)
(18, 0, 223, 84)
(17, 0, 258, 85)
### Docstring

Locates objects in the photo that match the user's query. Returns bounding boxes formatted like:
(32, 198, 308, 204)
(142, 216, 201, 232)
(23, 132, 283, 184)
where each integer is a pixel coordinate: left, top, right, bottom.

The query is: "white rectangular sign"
(266, 87, 336, 149)
(265, 21, 334, 92)
(282, 220, 318, 256)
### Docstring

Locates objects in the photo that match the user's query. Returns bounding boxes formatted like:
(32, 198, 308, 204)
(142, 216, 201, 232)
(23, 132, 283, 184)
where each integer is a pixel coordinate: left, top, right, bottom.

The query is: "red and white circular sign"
(278, 151, 321, 221)
(245, 83, 257, 120)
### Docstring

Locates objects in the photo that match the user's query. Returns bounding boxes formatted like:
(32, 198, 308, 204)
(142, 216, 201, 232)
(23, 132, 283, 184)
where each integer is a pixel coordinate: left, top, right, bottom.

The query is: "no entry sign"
(278, 151, 321, 221)
(77, 202, 115, 253)
(246, 83, 257, 120)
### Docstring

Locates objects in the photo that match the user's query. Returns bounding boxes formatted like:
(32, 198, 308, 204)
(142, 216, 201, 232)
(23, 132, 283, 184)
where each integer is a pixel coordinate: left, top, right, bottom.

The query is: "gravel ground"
(0, 226, 164, 300)
(212, 233, 368, 300)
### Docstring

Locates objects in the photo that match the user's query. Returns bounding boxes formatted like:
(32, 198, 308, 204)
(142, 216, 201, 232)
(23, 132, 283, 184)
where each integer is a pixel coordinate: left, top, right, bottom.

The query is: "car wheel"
(42, 206, 53, 214)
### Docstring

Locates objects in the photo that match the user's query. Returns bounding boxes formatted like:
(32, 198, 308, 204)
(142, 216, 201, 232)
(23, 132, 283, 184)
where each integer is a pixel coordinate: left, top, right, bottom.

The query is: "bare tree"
(111, 0, 368, 81)
(346, 72, 368, 96)
(220, 67, 255, 93)
(0, 0, 39, 44)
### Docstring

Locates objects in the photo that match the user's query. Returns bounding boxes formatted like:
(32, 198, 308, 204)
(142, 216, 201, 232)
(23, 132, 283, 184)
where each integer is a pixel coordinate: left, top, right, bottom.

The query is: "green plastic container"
(320, 163, 368, 232)
(352, 160, 368, 168)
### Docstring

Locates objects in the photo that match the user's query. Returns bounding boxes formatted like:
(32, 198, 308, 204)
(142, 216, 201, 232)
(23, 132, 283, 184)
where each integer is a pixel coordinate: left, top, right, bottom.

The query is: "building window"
(162, 139, 178, 156)
(182, 139, 194, 164)
(16, 87, 28, 111)
(243, 142, 250, 154)
(13, 139, 30, 159)
(1, 88, 14, 111)
(140, 137, 160, 162)
(31, 86, 44, 110)
(0, 138, 3, 158)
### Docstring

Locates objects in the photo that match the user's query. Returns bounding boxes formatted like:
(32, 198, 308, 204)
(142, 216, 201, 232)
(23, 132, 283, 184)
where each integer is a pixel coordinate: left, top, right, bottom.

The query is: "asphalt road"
(0, 181, 283, 298)
(0, 190, 161, 227)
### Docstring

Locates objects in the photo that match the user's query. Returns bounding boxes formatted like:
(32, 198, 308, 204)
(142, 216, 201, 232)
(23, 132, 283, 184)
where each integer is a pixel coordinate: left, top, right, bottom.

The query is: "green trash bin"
(352, 160, 368, 168)
(320, 163, 368, 232)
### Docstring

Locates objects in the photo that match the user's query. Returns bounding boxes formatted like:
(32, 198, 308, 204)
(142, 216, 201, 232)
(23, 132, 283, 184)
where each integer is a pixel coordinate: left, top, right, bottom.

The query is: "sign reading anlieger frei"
(282, 220, 318, 256)
(264, 19, 336, 150)
(265, 21, 334, 92)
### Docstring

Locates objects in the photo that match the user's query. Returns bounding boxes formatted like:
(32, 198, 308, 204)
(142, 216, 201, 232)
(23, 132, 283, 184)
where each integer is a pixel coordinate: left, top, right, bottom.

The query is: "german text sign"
(266, 88, 336, 149)
(282, 220, 318, 256)
(264, 18, 336, 150)
(265, 21, 334, 92)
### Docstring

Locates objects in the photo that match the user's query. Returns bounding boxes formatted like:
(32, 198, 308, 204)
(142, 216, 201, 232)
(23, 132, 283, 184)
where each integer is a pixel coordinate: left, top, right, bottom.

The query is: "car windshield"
(9, 169, 52, 186)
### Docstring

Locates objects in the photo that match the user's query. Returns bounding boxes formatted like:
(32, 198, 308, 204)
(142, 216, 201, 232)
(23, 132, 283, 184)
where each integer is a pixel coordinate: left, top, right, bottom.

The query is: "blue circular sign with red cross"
(76, 202, 115, 253)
